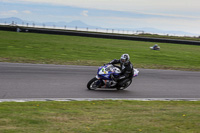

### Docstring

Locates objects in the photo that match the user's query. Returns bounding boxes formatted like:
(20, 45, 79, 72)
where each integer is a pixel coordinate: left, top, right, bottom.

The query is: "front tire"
(87, 77, 99, 90)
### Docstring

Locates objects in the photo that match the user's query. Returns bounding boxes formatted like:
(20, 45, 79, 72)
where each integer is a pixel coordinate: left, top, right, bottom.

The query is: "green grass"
(0, 30, 200, 71)
(0, 100, 200, 133)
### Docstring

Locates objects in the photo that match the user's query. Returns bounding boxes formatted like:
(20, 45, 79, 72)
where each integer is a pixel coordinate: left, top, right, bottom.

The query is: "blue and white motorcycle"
(87, 64, 139, 90)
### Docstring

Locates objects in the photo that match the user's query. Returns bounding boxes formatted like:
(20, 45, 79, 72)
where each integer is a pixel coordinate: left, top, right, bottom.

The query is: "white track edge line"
(1, 98, 200, 102)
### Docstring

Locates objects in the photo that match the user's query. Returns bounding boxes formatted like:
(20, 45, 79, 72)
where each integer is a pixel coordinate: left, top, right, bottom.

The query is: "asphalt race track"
(0, 62, 200, 99)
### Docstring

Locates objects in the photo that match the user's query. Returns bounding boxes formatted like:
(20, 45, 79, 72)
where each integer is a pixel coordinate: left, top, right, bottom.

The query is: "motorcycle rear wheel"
(116, 79, 132, 90)
(87, 77, 99, 90)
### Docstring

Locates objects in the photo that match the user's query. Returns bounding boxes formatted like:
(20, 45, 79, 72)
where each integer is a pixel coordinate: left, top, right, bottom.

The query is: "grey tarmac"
(0, 62, 200, 100)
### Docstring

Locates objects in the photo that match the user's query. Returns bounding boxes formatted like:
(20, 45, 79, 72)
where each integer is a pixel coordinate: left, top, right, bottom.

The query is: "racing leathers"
(109, 59, 134, 86)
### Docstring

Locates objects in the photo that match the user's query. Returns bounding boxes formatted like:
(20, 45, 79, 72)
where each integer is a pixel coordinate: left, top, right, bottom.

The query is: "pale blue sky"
(0, 0, 200, 34)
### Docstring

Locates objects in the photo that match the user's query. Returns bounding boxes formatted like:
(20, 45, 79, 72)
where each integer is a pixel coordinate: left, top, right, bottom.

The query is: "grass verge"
(0, 30, 200, 71)
(0, 100, 200, 133)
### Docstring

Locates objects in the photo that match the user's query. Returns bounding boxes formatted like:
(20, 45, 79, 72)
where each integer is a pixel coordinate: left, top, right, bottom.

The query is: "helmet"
(154, 44, 158, 47)
(120, 54, 130, 64)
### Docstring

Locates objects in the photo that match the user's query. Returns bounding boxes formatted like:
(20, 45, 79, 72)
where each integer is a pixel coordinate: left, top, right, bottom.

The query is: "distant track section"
(1, 25, 200, 45)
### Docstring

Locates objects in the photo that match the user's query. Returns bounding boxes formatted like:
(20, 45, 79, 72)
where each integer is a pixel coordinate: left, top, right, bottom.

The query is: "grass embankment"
(0, 100, 200, 133)
(137, 33, 200, 41)
(0, 30, 200, 71)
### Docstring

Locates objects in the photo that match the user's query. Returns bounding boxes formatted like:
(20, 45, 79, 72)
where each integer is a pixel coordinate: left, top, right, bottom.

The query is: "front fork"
(96, 75, 100, 79)
(96, 75, 106, 87)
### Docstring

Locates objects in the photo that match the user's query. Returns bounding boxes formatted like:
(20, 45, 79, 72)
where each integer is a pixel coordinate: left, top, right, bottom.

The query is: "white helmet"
(120, 54, 130, 64)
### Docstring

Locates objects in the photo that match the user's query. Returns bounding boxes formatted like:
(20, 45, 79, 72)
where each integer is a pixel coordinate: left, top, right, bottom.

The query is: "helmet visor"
(121, 59, 126, 63)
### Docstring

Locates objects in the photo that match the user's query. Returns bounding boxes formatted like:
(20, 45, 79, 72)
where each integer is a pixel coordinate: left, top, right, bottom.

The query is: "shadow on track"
(87, 89, 131, 94)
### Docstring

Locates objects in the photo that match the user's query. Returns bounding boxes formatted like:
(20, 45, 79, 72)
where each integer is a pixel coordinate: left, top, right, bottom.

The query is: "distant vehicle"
(87, 64, 139, 90)
(150, 44, 160, 50)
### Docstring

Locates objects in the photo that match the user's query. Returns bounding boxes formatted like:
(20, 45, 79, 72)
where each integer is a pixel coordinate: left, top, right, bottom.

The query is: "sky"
(0, 0, 200, 35)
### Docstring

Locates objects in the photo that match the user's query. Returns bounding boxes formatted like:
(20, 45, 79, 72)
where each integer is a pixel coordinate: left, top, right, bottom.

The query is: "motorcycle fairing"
(97, 64, 121, 80)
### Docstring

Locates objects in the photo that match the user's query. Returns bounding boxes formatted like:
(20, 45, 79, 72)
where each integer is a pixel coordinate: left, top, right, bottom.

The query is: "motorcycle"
(87, 64, 139, 90)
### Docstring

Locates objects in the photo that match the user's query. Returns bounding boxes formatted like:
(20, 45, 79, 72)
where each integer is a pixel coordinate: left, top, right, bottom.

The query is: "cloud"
(22, 10, 31, 14)
(1, 0, 200, 20)
(81, 10, 88, 17)
(3, 0, 200, 17)
(0, 10, 18, 16)
(0, 9, 31, 16)
(9, 10, 18, 14)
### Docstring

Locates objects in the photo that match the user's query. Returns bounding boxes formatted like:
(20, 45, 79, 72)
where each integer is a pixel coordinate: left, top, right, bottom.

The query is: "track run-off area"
(0, 62, 200, 101)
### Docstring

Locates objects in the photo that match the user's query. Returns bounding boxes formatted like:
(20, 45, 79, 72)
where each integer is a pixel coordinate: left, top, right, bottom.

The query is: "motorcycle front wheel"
(87, 77, 99, 90)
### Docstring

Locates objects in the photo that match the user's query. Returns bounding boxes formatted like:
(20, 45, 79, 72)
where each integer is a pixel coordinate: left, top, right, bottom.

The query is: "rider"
(109, 54, 134, 87)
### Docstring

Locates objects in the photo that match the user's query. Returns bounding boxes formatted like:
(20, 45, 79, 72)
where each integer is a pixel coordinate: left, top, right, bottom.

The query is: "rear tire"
(116, 79, 132, 90)
(87, 77, 99, 90)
